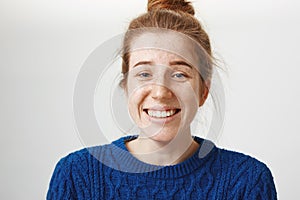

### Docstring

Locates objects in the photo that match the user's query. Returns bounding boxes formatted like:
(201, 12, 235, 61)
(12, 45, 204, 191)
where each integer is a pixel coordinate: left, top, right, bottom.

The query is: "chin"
(146, 130, 179, 143)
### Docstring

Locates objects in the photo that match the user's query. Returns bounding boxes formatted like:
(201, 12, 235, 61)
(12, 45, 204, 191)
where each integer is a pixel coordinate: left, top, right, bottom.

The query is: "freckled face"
(125, 34, 205, 142)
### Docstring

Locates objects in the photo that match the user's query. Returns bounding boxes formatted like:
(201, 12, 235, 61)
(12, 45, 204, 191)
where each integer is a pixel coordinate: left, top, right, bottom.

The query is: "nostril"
(151, 85, 173, 99)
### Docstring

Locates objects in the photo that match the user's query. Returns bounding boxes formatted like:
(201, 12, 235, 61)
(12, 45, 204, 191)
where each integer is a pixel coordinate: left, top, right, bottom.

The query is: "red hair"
(121, 0, 213, 89)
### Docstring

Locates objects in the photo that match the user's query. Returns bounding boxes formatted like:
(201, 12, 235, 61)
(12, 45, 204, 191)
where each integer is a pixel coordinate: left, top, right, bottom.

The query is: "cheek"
(170, 82, 200, 106)
(127, 93, 141, 124)
(127, 91, 140, 115)
(127, 87, 152, 128)
(126, 73, 144, 95)
(127, 86, 150, 114)
(170, 83, 199, 123)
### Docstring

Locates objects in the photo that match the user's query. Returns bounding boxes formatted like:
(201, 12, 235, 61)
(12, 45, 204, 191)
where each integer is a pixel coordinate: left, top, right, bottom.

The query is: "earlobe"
(199, 85, 209, 107)
(120, 79, 129, 97)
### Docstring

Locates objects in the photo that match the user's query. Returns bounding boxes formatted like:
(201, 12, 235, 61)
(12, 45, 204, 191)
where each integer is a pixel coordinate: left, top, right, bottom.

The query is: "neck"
(126, 128, 199, 166)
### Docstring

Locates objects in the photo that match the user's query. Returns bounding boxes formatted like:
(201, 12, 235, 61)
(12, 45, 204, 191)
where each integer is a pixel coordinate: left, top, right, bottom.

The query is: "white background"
(1, 0, 299, 199)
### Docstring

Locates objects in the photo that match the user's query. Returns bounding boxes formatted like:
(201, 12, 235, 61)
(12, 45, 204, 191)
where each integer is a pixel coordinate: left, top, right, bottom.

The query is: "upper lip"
(143, 105, 180, 111)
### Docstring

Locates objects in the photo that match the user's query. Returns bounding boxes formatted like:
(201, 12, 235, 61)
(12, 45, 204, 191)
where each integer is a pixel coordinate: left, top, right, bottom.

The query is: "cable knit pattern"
(47, 136, 277, 199)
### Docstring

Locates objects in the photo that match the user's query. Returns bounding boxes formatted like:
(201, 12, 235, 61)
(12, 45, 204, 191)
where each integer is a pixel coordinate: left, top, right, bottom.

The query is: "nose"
(151, 84, 173, 100)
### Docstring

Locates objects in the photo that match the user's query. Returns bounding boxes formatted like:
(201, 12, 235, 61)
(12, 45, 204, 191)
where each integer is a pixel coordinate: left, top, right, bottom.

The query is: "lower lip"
(143, 110, 180, 124)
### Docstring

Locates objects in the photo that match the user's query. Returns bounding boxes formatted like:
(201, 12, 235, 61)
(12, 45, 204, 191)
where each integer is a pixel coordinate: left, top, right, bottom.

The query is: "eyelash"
(135, 71, 189, 81)
(172, 72, 188, 79)
(138, 72, 151, 78)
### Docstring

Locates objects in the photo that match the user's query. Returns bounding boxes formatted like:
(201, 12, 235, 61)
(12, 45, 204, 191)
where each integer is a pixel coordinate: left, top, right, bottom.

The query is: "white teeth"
(147, 109, 177, 118)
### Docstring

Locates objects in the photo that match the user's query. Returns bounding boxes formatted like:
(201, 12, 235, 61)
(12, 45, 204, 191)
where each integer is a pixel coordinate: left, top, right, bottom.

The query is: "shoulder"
(52, 135, 133, 171)
(215, 147, 277, 199)
(47, 143, 116, 199)
(217, 147, 270, 171)
(195, 136, 271, 173)
(49, 142, 119, 180)
(56, 143, 115, 168)
(49, 147, 99, 184)
(216, 147, 273, 182)
(47, 148, 90, 199)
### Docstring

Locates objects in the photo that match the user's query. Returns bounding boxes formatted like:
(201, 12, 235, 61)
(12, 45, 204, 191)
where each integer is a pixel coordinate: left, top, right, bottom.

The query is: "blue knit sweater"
(47, 136, 277, 199)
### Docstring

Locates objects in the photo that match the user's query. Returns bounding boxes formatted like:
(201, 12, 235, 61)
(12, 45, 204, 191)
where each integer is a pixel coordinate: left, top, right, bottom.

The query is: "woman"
(47, 0, 277, 199)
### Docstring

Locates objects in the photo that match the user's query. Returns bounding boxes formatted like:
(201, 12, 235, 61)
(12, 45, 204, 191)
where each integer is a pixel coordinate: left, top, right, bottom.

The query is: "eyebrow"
(133, 61, 153, 68)
(169, 60, 193, 69)
(133, 60, 193, 69)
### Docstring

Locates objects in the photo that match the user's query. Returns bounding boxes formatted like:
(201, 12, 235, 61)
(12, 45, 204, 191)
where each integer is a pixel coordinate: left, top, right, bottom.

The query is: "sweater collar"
(110, 135, 217, 179)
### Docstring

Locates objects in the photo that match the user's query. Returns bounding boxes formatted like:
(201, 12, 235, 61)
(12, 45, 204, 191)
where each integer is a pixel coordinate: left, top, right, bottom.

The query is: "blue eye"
(139, 72, 151, 77)
(172, 73, 187, 79)
(136, 72, 152, 80)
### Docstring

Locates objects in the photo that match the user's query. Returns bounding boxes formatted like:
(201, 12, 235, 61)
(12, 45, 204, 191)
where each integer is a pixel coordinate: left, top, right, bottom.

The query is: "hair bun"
(148, 0, 195, 15)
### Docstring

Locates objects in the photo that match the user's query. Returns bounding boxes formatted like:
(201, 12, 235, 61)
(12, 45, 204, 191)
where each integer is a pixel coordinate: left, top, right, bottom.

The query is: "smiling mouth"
(143, 109, 181, 118)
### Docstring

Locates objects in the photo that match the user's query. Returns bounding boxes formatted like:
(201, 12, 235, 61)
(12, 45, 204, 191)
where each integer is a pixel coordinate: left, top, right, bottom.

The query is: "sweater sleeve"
(226, 153, 277, 200)
(246, 165, 277, 200)
(47, 155, 76, 200)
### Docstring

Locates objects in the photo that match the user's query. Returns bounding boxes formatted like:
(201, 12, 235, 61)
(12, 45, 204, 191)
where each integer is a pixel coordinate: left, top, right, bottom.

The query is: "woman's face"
(125, 32, 206, 142)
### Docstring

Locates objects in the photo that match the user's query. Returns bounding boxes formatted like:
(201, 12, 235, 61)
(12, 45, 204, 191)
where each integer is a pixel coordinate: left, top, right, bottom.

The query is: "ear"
(120, 79, 128, 96)
(199, 85, 209, 107)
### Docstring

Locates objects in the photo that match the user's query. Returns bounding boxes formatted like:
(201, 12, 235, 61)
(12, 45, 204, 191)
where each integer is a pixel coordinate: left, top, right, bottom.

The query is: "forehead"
(130, 49, 184, 65)
(129, 31, 199, 67)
